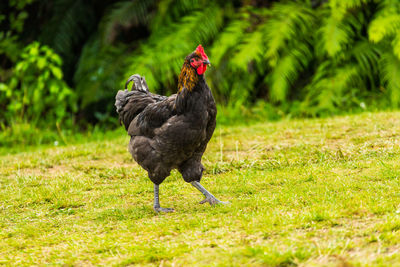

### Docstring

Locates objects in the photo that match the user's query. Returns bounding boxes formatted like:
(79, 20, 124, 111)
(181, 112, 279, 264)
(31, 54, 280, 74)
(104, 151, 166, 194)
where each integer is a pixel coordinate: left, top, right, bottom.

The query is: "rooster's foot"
(154, 207, 175, 213)
(199, 196, 229, 206)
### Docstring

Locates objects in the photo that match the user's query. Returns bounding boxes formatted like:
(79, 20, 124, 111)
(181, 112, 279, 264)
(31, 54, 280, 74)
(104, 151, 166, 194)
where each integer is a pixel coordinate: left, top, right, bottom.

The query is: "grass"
(1, 111, 400, 266)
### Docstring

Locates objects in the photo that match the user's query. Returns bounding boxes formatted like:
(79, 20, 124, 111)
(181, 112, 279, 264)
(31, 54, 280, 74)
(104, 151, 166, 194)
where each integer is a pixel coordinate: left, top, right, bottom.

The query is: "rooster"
(115, 45, 226, 212)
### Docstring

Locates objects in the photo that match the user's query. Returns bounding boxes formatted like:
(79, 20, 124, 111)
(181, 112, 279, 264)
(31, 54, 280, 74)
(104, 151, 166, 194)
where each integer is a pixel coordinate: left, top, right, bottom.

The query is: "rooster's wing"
(127, 94, 177, 138)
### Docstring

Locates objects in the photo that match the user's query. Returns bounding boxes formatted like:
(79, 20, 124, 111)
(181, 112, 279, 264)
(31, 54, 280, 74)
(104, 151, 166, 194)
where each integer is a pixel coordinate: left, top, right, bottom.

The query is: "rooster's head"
(178, 45, 210, 92)
(186, 44, 211, 75)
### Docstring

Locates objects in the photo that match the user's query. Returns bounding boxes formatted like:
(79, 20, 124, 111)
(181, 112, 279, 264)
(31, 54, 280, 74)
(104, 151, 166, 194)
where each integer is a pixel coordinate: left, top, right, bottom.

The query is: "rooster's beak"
(203, 59, 211, 66)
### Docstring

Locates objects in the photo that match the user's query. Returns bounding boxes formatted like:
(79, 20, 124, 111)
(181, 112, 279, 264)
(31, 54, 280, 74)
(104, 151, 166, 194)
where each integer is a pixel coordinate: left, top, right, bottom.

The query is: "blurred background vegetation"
(1, 0, 400, 147)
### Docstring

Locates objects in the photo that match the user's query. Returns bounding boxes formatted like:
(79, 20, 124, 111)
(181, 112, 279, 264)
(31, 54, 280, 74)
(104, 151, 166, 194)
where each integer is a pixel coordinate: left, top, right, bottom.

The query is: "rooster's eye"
(190, 59, 194, 63)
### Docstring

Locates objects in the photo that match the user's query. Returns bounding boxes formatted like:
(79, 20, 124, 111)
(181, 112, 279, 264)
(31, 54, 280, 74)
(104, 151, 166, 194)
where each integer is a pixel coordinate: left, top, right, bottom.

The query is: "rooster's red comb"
(195, 44, 208, 60)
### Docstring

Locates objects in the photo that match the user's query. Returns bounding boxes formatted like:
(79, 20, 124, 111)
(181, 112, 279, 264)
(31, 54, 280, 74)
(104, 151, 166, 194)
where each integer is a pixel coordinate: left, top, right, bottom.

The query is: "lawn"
(1, 112, 400, 266)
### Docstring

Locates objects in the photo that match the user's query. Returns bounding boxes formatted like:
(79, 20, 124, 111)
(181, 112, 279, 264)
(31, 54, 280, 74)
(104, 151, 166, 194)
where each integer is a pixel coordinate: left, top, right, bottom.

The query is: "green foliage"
(368, 0, 400, 44)
(319, 11, 356, 57)
(263, 2, 315, 66)
(2, 0, 400, 145)
(0, 123, 60, 147)
(263, 2, 315, 102)
(380, 53, 400, 107)
(0, 0, 34, 80)
(0, 42, 76, 127)
(300, 0, 400, 114)
(73, 38, 129, 125)
(100, 0, 155, 44)
(124, 2, 224, 93)
(268, 43, 312, 102)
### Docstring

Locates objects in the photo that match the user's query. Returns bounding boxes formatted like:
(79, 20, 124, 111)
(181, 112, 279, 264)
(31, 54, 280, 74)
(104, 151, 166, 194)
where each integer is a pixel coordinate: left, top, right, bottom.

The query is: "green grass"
(2, 112, 400, 266)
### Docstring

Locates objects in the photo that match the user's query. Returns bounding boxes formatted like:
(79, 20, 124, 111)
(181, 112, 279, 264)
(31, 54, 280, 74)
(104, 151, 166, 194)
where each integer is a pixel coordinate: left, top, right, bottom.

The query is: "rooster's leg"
(153, 184, 174, 212)
(190, 181, 229, 206)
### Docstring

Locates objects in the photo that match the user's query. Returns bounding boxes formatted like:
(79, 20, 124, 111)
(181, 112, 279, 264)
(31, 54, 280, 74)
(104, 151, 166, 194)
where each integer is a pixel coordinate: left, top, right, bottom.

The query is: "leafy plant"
(123, 1, 225, 94)
(2, 0, 400, 140)
(0, 42, 76, 128)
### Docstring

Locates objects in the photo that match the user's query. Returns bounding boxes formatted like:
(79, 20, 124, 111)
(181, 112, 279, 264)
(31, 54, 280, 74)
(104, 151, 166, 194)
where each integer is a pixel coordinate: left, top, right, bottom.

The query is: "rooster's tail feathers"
(115, 75, 154, 130)
(125, 74, 149, 92)
(115, 89, 131, 114)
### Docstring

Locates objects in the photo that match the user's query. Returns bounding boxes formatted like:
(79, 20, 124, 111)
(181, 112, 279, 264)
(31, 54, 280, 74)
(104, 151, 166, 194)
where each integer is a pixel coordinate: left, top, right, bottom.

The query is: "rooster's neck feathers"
(178, 62, 199, 93)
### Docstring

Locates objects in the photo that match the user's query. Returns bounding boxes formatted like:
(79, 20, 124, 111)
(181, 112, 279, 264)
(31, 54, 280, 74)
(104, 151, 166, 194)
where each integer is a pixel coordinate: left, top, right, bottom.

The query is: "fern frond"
(329, 0, 370, 19)
(349, 40, 381, 80)
(209, 16, 250, 66)
(39, 0, 96, 80)
(263, 2, 315, 66)
(319, 16, 350, 57)
(368, 0, 400, 41)
(74, 38, 128, 108)
(231, 26, 264, 72)
(150, 0, 203, 32)
(319, 9, 363, 57)
(268, 43, 313, 102)
(99, 0, 155, 44)
(124, 4, 224, 93)
(380, 52, 400, 107)
(369, 14, 400, 42)
(393, 31, 400, 59)
(40, 0, 95, 55)
(318, 64, 362, 110)
(304, 60, 365, 114)
(368, 0, 400, 61)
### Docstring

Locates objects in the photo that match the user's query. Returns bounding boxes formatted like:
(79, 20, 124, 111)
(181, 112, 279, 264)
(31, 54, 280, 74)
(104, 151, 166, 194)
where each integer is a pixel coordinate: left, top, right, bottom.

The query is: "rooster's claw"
(154, 207, 175, 213)
(199, 196, 229, 206)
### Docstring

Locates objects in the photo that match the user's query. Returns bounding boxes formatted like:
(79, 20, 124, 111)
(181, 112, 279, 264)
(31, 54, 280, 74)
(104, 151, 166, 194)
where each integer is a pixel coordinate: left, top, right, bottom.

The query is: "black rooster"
(115, 45, 226, 212)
